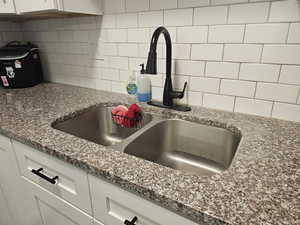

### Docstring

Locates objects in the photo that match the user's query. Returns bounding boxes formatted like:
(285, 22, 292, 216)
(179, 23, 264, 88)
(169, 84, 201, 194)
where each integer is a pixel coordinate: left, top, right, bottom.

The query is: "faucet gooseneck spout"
(145, 26, 191, 112)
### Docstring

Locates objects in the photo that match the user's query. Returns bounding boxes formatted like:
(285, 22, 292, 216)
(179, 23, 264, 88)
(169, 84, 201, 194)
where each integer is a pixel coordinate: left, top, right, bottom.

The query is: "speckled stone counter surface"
(0, 83, 299, 225)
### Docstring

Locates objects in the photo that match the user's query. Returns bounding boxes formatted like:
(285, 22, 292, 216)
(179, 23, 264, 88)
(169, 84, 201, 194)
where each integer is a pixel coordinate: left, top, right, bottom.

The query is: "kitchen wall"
(20, 0, 300, 122)
(0, 22, 23, 46)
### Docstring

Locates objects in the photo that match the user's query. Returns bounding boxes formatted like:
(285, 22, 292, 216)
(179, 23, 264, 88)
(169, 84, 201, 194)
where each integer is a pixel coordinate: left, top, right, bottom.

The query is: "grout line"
(277, 64, 282, 82)
(253, 81, 258, 98)
(226, 5, 230, 24)
(242, 24, 246, 43)
(233, 96, 237, 112)
(270, 101, 275, 117)
(259, 44, 264, 63)
(297, 87, 300, 104)
(237, 62, 242, 79)
(266, 2, 272, 22)
(285, 22, 291, 44)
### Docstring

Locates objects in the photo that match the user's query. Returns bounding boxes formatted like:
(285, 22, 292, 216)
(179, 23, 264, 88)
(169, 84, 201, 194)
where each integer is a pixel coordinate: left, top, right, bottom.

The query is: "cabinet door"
(89, 175, 200, 225)
(15, 0, 58, 13)
(0, 0, 16, 14)
(0, 135, 43, 225)
(0, 184, 14, 225)
(23, 177, 94, 225)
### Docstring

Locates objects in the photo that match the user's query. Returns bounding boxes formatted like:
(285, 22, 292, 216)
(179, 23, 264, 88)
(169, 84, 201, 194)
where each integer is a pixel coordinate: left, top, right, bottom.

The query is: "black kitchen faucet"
(145, 26, 191, 112)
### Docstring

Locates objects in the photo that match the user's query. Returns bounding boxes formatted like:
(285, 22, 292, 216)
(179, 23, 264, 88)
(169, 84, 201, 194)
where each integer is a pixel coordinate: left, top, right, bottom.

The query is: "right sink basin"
(124, 119, 241, 176)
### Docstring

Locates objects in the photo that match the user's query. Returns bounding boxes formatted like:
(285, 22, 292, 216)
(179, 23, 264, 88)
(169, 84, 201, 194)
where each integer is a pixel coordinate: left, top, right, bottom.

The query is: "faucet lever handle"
(182, 81, 187, 94)
(172, 81, 188, 99)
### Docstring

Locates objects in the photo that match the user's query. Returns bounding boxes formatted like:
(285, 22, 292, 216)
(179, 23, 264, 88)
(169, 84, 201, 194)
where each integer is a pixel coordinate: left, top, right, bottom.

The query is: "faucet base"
(147, 101, 191, 112)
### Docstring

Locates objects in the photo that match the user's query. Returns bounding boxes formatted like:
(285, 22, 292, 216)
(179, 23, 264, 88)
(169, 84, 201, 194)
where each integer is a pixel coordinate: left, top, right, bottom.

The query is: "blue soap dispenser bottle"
(137, 64, 152, 102)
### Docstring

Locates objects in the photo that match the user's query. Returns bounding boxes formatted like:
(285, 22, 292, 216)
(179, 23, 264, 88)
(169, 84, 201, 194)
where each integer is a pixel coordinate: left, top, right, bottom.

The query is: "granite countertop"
(0, 83, 299, 225)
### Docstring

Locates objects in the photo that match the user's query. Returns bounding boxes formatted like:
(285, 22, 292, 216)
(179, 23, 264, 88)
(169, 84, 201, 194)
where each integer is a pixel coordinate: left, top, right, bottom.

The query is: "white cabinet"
(22, 177, 94, 225)
(89, 175, 200, 225)
(0, 0, 16, 14)
(15, 0, 57, 13)
(0, 135, 43, 225)
(0, 184, 14, 225)
(15, 0, 102, 15)
(13, 140, 93, 215)
(0, 133, 202, 225)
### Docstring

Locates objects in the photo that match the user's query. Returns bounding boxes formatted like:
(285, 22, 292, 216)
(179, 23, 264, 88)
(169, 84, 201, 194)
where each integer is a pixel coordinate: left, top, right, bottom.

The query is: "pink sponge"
(112, 105, 128, 125)
(123, 104, 141, 128)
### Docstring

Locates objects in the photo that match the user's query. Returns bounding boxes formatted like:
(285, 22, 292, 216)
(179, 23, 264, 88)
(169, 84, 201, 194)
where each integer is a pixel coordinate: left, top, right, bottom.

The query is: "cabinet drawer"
(23, 177, 94, 225)
(89, 175, 200, 225)
(13, 140, 92, 215)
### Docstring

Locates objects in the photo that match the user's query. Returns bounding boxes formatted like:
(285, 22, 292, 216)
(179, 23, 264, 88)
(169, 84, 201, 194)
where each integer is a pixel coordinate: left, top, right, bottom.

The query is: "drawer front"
(23, 177, 94, 225)
(13, 140, 92, 215)
(89, 175, 200, 225)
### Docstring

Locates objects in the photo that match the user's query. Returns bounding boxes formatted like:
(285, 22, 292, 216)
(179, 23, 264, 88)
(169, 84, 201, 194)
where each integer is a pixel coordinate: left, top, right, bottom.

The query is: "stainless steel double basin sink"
(53, 106, 241, 176)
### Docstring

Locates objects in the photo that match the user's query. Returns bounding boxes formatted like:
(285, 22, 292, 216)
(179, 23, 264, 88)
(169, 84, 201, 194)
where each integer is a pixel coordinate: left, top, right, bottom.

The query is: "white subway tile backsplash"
(58, 31, 73, 42)
(116, 13, 138, 28)
(17, 0, 300, 122)
(173, 44, 191, 60)
(104, 0, 126, 14)
(235, 97, 273, 117)
(126, 0, 149, 12)
(128, 28, 149, 43)
(102, 43, 118, 56)
(256, 82, 299, 103)
(194, 6, 228, 25)
(279, 65, 300, 85)
(287, 23, 300, 43)
(106, 29, 127, 42)
(2, 32, 23, 42)
(177, 26, 208, 43)
(262, 45, 300, 65)
(188, 91, 203, 106)
(272, 102, 300, 122)
(138, 11, 163, 27)
(102, 68, 119, 81)
(228, 2, 269, 24)
(206, 62, 239, 79)
(224, 44, 262, 62)
(245, 24, 289, 44)
(190, 77, 220, 93)
(208, 25, 244, 43)
(175, 60, 205, 76)
(203, 93, 235, 111)
(178, 0, 209, 8)
(150, 0, 177, 10)
(164, 9, 193, 26)
(239, 63, 280, 82)
(101, 15, 116, 28)
(73, 30, 89, 42)
(269, 0, 300, 22)
(109, 56, 129, 70)
(191, 44, 223, 60)
(112, 81, 127, 94)
(211, 0, 247, 6)
(96, 79, 112, 91)
(220, 79, 256, 97)
(118, 43, 139, 57)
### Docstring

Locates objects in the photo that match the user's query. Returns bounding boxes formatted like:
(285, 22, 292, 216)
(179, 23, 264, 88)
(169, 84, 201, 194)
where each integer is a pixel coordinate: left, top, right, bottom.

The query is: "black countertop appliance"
(0, 41, 43, 88)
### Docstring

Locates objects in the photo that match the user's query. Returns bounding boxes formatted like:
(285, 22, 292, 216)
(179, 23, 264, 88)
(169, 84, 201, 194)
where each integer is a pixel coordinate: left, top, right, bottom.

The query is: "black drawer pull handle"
(124, 216, 138, 225)
(31, 168, 58, 184)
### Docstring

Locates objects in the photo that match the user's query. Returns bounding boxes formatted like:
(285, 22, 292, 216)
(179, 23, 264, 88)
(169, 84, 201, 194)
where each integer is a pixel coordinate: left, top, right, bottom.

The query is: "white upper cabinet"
(15, 0, 102, 15)
(15, 0, 58, 13)
(0, 0, 16, 14)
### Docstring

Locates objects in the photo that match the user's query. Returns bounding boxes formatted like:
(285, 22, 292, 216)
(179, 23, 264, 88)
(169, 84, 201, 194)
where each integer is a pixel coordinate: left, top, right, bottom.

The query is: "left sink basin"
(52, 106, 152, 146)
